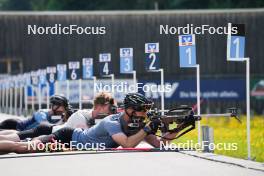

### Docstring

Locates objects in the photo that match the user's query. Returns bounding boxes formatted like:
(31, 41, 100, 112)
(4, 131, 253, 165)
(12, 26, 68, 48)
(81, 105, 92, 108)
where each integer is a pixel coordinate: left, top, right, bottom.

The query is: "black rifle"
(148, 106, 239, 140)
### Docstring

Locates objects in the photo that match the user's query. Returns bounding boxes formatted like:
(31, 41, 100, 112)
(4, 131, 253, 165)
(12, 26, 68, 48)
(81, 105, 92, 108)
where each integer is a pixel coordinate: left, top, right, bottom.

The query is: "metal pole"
(66, 80, 70, 100)
(246, 58, 251, 160)
(93, 76, 97, 96)
(9, 87, 13, 114)
(5, 86, 9, 113)
(111, 74, 115, 98)
(19, 86, 23, 116)
(79, 79, 82, 109)
(132, 70, 137, 93)
(14, 86, 18, 115)
(24, 86, 28, 116)
(46, 82, 49, 109)
(160, 69, 165, 115)
(38, 84, 41, 110)
(31, 85, 35, 113)
(196, 65, 201, 145)
(55, 81, 58, 95)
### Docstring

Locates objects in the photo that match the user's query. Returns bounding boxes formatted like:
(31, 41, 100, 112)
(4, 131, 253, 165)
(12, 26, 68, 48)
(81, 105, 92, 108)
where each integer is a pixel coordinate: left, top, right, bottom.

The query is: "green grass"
(170, 116, 264, 162)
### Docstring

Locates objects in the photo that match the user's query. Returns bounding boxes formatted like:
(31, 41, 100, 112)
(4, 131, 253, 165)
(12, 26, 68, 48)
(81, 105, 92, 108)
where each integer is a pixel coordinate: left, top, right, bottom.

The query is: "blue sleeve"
(104, 121, 123, 136)
(33, 111, 48, 123)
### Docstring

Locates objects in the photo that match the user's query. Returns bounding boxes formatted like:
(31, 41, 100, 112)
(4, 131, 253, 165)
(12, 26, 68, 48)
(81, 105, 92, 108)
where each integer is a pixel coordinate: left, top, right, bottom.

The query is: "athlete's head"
(93, 92, 117, 118)
(123, 93, 153, 129)
(49, 94, 69, 116)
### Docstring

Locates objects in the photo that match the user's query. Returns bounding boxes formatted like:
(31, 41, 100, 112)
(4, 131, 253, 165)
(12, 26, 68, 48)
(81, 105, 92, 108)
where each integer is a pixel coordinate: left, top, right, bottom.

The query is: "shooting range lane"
(0, 151, 263, 176)
(0, 114, 263, 176)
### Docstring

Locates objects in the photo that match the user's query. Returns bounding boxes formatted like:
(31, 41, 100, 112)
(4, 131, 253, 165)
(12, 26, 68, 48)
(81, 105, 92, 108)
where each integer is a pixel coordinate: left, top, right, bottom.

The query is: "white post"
(0, 87, 3, 112)
(38, 84, 41, 110)
(14, 86, 18, 115)
(196, 64, 201, 145)
(93, 76, 97, 96)
(24, 86, 28, 116)
(5, 87, 9, 113)
(31, 85, 35, 113)
(132, 71, 137, 93)
(111, 74, 115, 98)
(160, 69, 165, 115)
(19, 86, 23, 116)
(0, 87, 1, 112)
(46, 82, 49, 109)
(9, 87, 13, 114)
(66, 80, 70, 100)
(55, 81, 58, 95)
(246, 58, 251, 160)
(79, 79, 82, 109)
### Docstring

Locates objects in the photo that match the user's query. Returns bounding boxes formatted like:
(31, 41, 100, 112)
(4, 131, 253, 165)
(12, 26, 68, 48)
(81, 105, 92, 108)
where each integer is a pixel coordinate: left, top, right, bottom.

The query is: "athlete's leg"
(0, 130, 18, 135)
(0, 133, 20, 142)
(0, 140, 42, 154)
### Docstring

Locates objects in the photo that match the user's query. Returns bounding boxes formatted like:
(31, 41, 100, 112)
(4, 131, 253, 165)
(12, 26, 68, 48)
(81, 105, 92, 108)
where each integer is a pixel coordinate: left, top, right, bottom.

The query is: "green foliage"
(0, 0, 264, 11)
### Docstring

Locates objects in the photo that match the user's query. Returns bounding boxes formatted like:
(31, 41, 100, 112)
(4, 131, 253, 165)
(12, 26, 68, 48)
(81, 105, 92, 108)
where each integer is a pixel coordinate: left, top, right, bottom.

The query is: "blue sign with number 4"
(179, 35, 196, 68)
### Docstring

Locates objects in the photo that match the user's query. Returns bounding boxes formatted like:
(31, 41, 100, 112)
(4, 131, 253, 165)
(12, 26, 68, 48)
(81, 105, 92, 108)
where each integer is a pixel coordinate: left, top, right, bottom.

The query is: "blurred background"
(0, 0, 264, 114)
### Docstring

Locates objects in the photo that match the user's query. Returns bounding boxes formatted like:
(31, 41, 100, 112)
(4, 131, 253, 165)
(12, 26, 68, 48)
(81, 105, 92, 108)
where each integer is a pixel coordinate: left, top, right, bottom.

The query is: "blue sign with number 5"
(179, 35, 196, 67)
(82, 58, 93, 79)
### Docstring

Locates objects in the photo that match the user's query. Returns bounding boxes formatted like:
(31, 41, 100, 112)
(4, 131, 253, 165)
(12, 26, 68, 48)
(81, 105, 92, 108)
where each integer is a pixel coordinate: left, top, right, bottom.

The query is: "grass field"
(171, 116, 264, 162)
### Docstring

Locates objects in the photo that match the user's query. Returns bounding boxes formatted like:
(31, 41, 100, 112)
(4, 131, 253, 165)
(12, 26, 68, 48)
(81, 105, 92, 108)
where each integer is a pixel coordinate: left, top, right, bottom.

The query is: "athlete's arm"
(111, 129, 147, 148)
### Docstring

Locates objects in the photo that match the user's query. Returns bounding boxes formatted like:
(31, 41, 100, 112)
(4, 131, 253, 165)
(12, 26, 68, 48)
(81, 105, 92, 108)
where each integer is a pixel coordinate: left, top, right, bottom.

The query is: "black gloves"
(143, 119, 161, 135)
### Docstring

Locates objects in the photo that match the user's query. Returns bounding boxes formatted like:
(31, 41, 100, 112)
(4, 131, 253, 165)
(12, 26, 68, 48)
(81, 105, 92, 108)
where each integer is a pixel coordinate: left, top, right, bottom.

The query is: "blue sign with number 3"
(120, 48, 133, 73)
(179, 35, 196, 68)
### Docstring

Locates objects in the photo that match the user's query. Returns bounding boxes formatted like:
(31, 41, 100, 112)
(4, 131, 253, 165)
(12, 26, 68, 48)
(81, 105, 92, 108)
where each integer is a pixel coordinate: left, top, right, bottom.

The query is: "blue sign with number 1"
(230, 36, 245, 59)
(179, 35, 196, 68)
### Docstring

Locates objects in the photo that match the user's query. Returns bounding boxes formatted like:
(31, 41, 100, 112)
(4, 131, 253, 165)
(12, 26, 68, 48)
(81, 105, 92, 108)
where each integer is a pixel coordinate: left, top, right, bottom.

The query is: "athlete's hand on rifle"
(143, 119, 161, 135)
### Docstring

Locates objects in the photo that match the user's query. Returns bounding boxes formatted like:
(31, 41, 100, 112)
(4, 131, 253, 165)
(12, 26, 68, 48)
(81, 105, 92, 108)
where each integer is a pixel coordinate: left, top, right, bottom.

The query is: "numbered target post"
(68, 61, 81, 107)
(103, 74, 115, 98)
(145, 43, 164, 113)
(14, 76, 18, 115)
(24, 73, 31, 116)
(57, 64, 67, 98)
(31, 71, 39, 112)
(0, 81, 3, 112)
(92, 76, 97, 95)
(178, 34, 201, 145)
(39, 69, 47, 110)
(145, 43, 160, 71)
(47, 66, 56, 108)
(9, 78, 14, 114)
(99, 53, 112, 76)
(227, 23, 251, 160)
(120, 48, 137, 92)
(18, 75, 23, 116)
(5, 80, 9, 113)
(82, 58, 94, 107)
